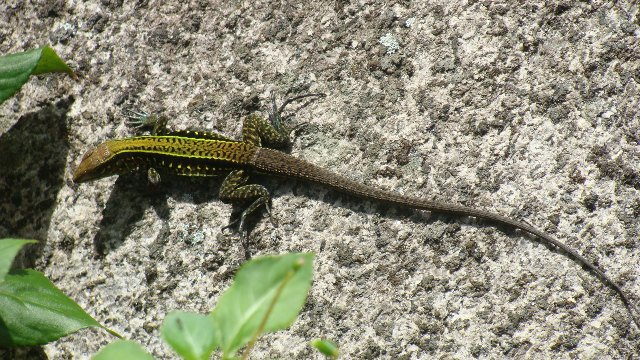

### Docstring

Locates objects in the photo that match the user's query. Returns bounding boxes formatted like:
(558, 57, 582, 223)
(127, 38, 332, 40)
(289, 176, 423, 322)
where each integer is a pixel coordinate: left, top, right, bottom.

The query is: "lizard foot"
(122, 109, 168, 134)
(268, 91, 326, 132)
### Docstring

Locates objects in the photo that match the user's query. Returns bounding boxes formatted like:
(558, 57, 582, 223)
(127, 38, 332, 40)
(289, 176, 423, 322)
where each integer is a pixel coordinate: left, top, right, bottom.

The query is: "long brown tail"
(251, 147, 639, 328)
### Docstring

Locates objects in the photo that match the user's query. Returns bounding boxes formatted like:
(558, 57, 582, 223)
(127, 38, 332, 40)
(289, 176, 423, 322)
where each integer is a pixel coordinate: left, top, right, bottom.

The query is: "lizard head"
(73, 142, 117, 183)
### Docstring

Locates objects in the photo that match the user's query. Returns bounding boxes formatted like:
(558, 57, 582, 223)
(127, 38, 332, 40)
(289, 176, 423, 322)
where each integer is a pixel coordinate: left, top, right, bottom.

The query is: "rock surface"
(1, 1, 639, 358)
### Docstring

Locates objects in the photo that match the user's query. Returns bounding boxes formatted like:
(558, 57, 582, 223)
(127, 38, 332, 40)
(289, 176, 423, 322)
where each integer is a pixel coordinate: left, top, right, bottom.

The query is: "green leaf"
(0, 239, 37, 281)
(311, 339, 339, 359)
(0, 45, 76, 104)
(160, 311, 217, 360)
(93, 340, 155, 360)
(210, 253, 314, 356)
(0, 269, 104, 346)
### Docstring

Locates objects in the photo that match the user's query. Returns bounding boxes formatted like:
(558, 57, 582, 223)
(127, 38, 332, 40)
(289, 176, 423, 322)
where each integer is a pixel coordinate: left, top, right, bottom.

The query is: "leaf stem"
(240, 257, 305, 360)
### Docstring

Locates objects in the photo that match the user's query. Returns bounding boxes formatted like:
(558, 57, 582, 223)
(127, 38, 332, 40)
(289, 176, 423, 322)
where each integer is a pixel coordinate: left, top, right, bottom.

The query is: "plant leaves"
(311, 339, 339, 359)
(210, 253, 314, 356)
(160, 311, 217, 360)
(0, 269, 104, 346)
(0, 45, 76, 104)
(0, 238, 37, 281)
(93, 340, 155, 360)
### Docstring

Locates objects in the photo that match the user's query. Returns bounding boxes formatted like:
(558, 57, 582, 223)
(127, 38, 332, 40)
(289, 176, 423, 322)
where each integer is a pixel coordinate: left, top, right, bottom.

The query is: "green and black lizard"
(73, 93, 639, 329)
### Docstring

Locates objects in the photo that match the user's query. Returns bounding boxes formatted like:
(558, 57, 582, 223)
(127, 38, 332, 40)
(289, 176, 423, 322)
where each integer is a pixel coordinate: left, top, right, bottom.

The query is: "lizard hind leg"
(219, 170, 273, 252)
(241, 92, 326, 149)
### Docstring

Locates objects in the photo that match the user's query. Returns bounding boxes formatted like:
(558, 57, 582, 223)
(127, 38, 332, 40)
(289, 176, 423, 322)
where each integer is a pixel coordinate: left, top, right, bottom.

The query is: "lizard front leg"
(124, 110, 233, 140)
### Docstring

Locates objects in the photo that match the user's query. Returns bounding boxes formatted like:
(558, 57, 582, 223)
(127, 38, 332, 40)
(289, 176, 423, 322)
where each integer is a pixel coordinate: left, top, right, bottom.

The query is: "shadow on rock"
(0, 96, 73, 269)
(92, 174, 226, 256)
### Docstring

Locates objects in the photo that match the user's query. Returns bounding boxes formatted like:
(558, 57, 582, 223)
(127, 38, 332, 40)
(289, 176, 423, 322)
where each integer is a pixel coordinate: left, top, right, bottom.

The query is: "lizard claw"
(221, 215, 253, 259)
(122, 110, 169, 135)
(221, 217, 239, 232)
(241, 230, 251, 259)
(264, 202, 278, 228)
(291, 121, 310, 133)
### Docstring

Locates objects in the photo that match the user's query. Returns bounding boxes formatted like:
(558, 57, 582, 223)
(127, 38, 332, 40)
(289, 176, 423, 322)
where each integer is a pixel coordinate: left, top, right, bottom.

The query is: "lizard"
(73, 93, 639, 329)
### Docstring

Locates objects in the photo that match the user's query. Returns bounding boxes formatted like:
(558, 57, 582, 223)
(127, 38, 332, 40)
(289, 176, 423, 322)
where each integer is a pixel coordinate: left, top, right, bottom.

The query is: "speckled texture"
(1, 1, 639, 358)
